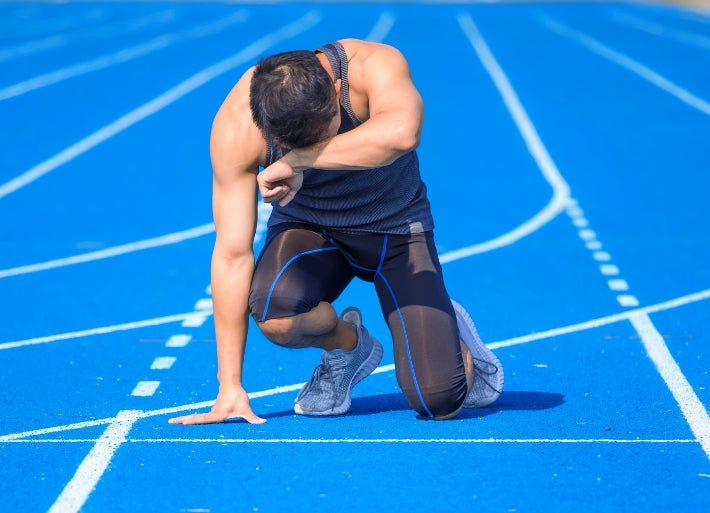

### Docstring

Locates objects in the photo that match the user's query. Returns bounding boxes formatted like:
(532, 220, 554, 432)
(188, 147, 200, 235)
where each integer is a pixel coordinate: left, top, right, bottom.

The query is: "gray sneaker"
(294, 307, 383, 416)
(452, 299, 504, 408)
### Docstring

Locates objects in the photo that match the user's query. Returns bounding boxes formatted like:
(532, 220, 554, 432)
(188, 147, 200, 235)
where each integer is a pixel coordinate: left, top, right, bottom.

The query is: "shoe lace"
(299, 354, 346, 412)
(472, 357, 501, 393)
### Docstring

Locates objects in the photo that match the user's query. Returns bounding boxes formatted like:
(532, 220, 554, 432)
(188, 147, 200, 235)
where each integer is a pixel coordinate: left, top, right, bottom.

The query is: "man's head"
(250, 50, 340, 149)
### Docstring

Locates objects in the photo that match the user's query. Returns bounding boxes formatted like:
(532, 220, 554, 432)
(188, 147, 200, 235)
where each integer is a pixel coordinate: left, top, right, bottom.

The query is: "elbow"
(390, 118, 422, 154)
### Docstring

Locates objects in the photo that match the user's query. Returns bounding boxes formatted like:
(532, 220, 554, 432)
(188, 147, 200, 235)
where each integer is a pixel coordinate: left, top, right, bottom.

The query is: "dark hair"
(249, 50, 337, 149)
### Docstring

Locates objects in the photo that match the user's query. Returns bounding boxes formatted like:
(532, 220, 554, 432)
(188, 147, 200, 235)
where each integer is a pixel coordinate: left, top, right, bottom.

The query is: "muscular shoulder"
(211, 67, 266, 181)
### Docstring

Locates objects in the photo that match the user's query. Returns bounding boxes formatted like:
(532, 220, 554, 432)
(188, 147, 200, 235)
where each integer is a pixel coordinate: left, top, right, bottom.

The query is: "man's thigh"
(249, 224, 355, 322)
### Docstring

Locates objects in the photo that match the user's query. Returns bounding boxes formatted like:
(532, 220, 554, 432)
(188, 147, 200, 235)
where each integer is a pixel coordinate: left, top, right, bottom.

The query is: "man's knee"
(257, 317, 299, 348)
(401, 375, 467, 420)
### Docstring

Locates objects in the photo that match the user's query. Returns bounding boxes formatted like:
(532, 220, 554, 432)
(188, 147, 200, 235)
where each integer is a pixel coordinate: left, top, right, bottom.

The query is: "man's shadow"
(250, 390, 564, 421)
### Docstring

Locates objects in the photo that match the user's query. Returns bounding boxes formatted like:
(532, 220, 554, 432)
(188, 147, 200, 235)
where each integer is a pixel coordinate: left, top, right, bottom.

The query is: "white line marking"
(609, 9, 710, 51)
(0, 310, 212, 351)
(0, 9, 179, 64)
(572, 217, 589, 227)
(0, 10, 322, 201)
(165, 334, 192, 348)
(47, 410, 139, 513)
(600, 264, 620, 275)
(131, 381, 160, 397)
(537, 12, 710, 117)
(629, 313, 710, 459)
(578, 229, 596, 240)
(0, 11, 249, 101)
(193, 298, 213, 311)
(593, 251, 612, 262)
(586, 241, 603, 250)
(366, 11, 396, 42)
(441, 13, 572, 264)
(4, 438, 696, 444)
(471, 34, 710, 460)
(0, 223, 215, 280)
(608, 279, 630, 291)
(150, 357, 176, 370)
(3, 288, 709, 444)
(487, 286, 710, 350)
(181, 314, 208, 328)
(617, 295, 640, 307)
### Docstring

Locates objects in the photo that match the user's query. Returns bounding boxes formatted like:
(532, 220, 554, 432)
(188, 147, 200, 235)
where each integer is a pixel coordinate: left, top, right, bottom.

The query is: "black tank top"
(265, 41, 434, 235)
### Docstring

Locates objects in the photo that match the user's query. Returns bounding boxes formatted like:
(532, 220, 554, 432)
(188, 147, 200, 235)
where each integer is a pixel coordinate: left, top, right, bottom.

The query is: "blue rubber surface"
(1, 2, 709, 512)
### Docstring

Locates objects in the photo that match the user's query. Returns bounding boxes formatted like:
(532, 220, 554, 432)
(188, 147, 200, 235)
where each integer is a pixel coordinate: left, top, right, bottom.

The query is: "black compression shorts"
(249, 223, 468, 419)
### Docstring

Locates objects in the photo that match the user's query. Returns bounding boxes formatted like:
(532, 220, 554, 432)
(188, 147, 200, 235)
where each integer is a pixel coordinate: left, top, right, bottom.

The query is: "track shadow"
(241, 390, 564, 421)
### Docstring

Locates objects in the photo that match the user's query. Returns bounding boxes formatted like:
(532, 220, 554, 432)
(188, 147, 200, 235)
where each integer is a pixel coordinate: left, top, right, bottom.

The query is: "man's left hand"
(258, 156, 303, 206)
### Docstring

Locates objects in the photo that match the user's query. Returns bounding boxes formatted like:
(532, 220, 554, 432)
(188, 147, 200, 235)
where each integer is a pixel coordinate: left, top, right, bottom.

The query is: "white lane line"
(2, 287, 709, 443)
(600, 264, 620, 276)
(609, 9, 710, 51)
(630, 313, 710, 459)
(193, 298, 213, 311)
(4, 438, 696, 444)
(0, 203, 272, 280)
(0, 7, 110, 39)
(0, 10, 322, 201)
(608, 279, 630, 291)
(165, 334, 192, 348)
(0, 310, 212, 351)
(46, 410, 139, 513)
(462, 13, 705, 453)
(181, 314, 208, 328)
(365, 11, 396, 43)
(0, 223, 215, 280)
(0, 10, 249, 101)
(586, 240, 602, 250)
(536, 12, 710, 117)
(131, 381, 160, 397)
(442, 12, 572, 265)
(0, 9, 179, 64)
(150, 357, 176, 370)
(592, 251, 612, 262)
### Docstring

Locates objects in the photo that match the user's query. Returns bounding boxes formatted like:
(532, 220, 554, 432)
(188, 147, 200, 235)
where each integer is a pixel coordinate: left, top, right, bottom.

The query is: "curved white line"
(440, 13, 572, 264)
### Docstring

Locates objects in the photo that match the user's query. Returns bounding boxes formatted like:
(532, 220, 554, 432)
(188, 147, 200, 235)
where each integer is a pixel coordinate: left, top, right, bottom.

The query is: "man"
(169, 39, 503, 425)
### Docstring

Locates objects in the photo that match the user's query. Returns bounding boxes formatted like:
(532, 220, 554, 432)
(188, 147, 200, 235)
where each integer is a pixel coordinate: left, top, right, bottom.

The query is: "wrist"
(284, 148, 308, 173)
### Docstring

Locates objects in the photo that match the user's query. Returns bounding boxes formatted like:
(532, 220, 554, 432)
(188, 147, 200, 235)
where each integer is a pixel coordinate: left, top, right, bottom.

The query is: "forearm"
(286, 112, 421, 172)
(210, 252, 254, 388)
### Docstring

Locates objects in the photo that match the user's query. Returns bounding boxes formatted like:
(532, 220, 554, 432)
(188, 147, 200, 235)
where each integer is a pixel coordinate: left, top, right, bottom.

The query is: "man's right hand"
(168, 385, 266, 425)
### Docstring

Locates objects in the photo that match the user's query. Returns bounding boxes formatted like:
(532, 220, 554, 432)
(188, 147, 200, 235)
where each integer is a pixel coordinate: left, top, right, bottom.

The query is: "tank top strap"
(316, 41, 360, 127)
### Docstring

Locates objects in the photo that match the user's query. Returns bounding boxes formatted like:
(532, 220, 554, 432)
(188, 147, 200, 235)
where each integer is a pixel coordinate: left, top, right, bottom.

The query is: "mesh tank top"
(264, 41, 434, 235)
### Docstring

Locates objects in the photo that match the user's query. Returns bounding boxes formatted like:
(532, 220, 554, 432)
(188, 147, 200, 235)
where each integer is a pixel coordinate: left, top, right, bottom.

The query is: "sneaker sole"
(452, 299, 504, 408)
(294, 331, 383, 416)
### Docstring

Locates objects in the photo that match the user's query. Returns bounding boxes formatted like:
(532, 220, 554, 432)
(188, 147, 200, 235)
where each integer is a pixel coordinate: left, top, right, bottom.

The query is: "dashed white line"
(165, 334, 192, 348)
(592, 251, 612, 262)
(608, 279, 630, 291)
(600, 264, 620, 276)
(193, 298, 213, 311)
(181, 314, 209, 328)
(617, 295, 640, 307)
(150, 357, 176, 370)
(131, 381, 160, 397)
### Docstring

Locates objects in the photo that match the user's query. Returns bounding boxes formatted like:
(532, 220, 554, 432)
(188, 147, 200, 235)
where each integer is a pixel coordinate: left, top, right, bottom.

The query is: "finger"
(245, 413, 267, 425)
(278, 188, 296, 207)
(261, 185, 287, 204)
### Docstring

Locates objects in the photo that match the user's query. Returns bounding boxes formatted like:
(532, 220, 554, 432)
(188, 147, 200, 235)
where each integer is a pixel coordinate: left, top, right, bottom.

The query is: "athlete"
(169, 39, 503, 426)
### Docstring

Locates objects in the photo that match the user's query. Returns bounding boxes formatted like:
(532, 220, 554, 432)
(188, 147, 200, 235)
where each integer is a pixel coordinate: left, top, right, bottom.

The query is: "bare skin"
(169, 40, 426, 426)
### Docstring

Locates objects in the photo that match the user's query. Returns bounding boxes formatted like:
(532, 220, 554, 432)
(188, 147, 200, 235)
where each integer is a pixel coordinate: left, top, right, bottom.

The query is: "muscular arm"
(170, 70, 266, 425)
(259, 42, 424, 204)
